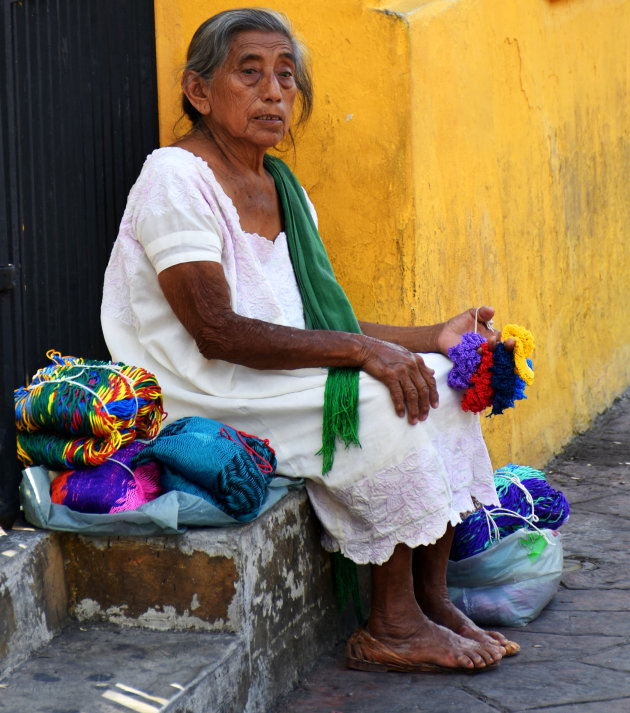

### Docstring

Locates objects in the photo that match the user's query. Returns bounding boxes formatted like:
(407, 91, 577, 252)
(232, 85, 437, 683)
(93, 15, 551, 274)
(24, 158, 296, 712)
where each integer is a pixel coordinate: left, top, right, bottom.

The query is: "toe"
(503, 639, 520, 656)
(463, 657, 477, 669)
(474, 646, 497, 667)
(456, 653, 479, 669)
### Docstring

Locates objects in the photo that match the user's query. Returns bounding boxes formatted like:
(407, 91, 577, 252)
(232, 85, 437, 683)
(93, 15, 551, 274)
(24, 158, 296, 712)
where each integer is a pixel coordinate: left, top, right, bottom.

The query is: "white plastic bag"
(447, 527, 563, 626)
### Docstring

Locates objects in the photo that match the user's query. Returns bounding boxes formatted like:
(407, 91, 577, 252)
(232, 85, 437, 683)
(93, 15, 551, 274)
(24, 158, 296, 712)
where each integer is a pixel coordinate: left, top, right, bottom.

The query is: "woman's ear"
(182, 70, 212, 116)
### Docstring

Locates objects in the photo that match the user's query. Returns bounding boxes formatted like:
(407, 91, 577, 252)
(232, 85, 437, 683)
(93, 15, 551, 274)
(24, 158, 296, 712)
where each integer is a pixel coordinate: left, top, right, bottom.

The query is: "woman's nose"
(260, 72, 282, 102)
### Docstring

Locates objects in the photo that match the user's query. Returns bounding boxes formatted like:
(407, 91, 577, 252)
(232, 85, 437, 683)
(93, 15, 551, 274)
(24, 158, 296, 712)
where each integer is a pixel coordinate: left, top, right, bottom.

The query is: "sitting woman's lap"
(301, 354, 498, 564)
(166, 352, 498, 565)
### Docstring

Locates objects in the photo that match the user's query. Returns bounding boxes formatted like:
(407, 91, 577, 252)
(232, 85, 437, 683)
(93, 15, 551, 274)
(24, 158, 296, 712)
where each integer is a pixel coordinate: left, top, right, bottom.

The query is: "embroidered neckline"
(153, 147, 284, 244)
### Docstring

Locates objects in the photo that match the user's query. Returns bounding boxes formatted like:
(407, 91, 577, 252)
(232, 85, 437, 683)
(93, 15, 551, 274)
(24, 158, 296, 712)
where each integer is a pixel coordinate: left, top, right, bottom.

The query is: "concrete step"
(0, 623, 245, 713)
(0, 489, 364, 712)
(0, 525, 68, 678)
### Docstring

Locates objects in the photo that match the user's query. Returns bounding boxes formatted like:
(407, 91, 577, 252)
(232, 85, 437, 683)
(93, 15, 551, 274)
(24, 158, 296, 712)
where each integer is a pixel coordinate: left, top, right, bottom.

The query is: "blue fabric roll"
(133, 416, 277, 522)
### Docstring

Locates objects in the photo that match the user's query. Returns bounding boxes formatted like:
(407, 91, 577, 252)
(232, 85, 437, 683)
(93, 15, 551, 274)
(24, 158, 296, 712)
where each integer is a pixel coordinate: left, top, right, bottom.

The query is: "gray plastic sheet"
(20, 466, 302, 536)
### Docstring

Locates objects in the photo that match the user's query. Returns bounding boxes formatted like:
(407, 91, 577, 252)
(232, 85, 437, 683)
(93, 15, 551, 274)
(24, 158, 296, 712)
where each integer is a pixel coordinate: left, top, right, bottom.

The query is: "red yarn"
(461, 343, 495, 413)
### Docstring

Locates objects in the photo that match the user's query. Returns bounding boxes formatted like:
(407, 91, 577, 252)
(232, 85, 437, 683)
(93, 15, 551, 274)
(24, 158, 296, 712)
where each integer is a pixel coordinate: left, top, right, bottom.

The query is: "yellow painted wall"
(154, 0, 630, 469)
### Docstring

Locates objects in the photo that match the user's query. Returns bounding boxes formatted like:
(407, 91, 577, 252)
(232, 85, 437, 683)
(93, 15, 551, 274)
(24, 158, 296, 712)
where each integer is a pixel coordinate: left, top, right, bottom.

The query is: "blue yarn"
(132, 416, 277, 522)
(490, 348, 532, 415)
(106, 398, 151, 418)
(490, 343, 518, 415)
(450, 463, 570, 561)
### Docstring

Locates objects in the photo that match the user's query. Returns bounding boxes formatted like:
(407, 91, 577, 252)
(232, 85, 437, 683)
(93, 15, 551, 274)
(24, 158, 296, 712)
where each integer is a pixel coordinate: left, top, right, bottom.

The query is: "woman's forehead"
(228, 30, 294, 62)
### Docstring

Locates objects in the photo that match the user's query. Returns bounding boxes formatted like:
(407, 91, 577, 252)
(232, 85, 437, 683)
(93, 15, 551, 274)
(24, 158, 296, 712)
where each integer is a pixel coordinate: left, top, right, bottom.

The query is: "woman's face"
(204, 30, 298, 149)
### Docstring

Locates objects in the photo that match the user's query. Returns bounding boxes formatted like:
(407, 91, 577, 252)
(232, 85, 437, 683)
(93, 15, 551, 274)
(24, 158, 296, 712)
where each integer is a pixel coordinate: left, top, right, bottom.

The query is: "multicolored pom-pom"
(447, 324, 535, 415)
(447, 332, 485, 390)
(460, 342, 495, 413)
(502, 324, 535, 385)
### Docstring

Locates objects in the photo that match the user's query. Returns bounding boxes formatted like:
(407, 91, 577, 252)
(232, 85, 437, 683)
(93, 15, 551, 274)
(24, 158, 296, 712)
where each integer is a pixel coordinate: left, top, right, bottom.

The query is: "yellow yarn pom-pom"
(501, 324, 535, 385)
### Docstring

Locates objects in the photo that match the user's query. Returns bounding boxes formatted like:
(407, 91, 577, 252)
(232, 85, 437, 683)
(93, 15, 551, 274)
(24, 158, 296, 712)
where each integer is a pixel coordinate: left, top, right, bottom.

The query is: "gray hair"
(182, 8, 313, 130)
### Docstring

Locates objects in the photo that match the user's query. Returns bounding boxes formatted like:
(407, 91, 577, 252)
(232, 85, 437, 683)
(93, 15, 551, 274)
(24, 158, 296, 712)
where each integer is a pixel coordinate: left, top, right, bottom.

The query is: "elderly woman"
(102, 8, 519, 672)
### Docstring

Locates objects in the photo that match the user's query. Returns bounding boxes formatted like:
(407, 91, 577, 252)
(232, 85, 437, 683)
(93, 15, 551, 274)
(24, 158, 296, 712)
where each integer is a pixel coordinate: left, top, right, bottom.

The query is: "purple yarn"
(448, 332, 486, 390)
(450, 464, 570, 561)
(50, 441, 162, 514)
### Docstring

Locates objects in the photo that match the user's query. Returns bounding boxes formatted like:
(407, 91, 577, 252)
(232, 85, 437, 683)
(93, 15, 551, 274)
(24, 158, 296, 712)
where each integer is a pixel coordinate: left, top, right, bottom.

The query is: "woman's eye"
(279, 71, 293, 78)
(242, 68, 258, 76)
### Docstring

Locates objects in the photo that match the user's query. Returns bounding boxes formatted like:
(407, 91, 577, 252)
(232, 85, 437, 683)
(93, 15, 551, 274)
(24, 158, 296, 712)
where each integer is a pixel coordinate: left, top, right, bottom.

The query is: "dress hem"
(318, 489, 499, 566)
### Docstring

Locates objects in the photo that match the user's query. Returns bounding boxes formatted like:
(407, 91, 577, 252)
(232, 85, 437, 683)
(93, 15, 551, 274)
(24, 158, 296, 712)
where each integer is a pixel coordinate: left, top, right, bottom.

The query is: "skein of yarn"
(447, 324, 535, 416)
(15, 350, 165, 469)
(450, 463, 570, 561)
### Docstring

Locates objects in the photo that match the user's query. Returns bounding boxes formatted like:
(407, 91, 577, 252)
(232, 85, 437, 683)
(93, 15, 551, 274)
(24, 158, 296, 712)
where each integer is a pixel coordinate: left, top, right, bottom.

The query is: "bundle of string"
(447, 324, 535, 416)
(450, 463, 570, 561)
(15, 350, 165, 469)
(131, 417, 277, 523)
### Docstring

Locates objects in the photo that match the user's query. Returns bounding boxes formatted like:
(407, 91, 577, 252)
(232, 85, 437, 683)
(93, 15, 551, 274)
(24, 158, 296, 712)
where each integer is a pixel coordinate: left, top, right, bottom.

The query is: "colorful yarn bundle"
(15, 350, 165, 469)
(133, 416, 277, 522)
(447, 332, 485, 390)
(450, 463, 570, 561)
(490, 343, 529, 415)
(447, 324, 535, 415)
(502, 324, 535, 385)
(51, 441, 162, 514)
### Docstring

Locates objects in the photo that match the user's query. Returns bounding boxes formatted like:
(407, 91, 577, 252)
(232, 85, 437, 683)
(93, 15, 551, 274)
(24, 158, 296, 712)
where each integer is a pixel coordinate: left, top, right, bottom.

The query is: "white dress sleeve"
(130, 153, 225, 274)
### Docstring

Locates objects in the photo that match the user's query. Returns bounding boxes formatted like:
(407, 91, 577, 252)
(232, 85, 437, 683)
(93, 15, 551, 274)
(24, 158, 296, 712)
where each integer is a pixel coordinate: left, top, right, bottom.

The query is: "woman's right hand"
(358, 337, 439, 424)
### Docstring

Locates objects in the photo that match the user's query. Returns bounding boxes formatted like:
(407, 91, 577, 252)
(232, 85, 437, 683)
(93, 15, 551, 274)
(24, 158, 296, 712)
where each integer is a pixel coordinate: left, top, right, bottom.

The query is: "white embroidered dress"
(102, 147, 499, 565)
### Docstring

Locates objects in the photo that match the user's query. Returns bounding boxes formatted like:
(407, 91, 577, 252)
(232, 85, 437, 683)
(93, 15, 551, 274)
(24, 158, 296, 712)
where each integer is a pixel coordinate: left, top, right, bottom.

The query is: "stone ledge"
(1, 489, 364, 711)
(0, 525, 68, 678)
(1, 622, 248, 713)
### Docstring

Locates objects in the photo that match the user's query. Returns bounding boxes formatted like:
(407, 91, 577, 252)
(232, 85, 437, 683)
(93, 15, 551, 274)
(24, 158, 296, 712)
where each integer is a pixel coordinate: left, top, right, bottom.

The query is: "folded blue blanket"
(132, 417, 277, 522)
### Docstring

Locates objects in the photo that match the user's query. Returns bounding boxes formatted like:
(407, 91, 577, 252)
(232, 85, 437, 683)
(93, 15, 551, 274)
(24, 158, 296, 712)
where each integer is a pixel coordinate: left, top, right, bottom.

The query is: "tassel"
(330, 551, 365, 623)
(318, 367, 361, 475)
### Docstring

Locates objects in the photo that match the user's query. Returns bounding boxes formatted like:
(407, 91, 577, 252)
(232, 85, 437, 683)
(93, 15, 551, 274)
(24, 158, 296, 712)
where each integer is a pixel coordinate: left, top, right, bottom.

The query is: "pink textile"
(51, 442, 162, 514)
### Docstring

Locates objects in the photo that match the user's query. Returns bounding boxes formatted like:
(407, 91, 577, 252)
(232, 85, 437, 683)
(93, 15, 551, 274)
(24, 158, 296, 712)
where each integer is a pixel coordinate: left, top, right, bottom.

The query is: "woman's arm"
(360, 306, 505, 356)
(359, 322, 444, 355)
(158, 261, 439, 423)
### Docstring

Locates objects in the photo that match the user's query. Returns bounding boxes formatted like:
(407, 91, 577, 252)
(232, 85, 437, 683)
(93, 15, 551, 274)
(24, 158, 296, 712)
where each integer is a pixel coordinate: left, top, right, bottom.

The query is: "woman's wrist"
(359, 321, 445, 354)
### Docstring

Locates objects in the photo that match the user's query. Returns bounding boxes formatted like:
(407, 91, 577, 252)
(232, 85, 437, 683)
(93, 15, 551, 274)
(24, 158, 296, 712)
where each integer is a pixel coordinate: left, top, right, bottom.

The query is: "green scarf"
(263, 154, 361, 475)
(264, 154, 364, 622)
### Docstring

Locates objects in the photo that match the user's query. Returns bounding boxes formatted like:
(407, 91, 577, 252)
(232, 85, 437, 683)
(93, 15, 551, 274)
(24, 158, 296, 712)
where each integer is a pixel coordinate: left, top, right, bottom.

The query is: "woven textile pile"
(49, 440, 163, 514)
(15, 354, 278, 521)
(450, 463, 570, 561)
(15, 350, 165, 470)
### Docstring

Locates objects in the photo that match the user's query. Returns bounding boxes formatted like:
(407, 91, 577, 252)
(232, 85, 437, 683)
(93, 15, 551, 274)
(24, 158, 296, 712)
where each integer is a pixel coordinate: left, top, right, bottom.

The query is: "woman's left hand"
(436, 306, 515, 356)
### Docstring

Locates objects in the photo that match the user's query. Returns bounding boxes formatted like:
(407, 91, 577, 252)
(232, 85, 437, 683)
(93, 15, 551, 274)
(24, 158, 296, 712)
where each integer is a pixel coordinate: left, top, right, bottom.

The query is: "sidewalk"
(270, 391, 630, 713)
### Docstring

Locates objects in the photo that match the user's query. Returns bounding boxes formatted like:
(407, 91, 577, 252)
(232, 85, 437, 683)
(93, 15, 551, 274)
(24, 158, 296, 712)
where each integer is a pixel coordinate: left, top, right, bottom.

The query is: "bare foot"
(416, 590, 519, 654)
(368, 606, 504, 670)
(412, 527, 520, 656)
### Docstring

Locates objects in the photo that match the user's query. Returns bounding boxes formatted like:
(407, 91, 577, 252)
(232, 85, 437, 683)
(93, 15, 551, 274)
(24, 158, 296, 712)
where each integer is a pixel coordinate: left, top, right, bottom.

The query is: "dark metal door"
(0, 0, 159, 527)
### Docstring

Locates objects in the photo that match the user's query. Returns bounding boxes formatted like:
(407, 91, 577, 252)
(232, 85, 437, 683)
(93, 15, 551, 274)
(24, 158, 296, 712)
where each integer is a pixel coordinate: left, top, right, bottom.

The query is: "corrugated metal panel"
(0, 0, 24, 525)
(0, 0, 159, 525)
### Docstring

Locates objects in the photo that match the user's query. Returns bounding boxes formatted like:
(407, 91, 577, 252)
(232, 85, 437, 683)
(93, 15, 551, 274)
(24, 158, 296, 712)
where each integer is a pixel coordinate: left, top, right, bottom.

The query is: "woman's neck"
(174, 125, 269, 179)
(171, 126, 283, 241)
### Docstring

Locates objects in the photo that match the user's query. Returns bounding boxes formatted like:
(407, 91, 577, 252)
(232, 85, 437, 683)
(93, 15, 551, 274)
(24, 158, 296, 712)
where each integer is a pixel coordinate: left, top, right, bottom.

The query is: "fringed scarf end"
(318, 367, 361, 475)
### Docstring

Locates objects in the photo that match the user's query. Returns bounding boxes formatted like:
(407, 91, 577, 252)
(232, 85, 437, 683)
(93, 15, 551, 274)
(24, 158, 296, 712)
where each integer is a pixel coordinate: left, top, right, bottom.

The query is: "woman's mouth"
(255, 115, 282, 122)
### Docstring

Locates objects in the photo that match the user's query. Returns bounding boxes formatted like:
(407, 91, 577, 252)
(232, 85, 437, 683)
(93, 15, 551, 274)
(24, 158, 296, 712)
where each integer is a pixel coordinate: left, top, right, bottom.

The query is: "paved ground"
(270, 392, 630, 713)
